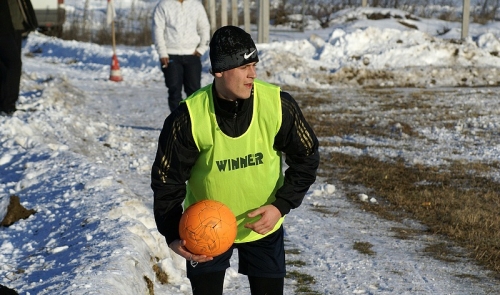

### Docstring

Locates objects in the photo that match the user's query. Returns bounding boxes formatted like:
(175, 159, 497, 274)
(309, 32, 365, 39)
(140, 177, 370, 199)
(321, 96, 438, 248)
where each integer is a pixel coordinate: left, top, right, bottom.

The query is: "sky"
(2, 1, 500, 294)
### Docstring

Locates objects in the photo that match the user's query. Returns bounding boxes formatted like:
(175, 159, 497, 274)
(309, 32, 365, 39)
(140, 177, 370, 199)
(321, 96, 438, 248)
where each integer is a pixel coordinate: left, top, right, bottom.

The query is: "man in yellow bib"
(151, 26, 319, 295)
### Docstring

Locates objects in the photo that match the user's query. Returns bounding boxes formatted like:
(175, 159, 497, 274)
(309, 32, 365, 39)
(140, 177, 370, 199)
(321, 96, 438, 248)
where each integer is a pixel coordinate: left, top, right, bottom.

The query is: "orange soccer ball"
(179, 200, 237, 257)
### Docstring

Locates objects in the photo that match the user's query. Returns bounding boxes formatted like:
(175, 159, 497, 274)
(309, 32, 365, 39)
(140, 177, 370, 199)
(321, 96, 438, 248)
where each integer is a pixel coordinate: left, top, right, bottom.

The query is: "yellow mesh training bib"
(184, 79, 285, 243)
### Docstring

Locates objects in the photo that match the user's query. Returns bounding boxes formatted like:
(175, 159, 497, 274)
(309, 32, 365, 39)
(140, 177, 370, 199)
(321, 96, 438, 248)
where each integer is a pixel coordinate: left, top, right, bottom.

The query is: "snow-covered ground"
(2, 2, 500, 294)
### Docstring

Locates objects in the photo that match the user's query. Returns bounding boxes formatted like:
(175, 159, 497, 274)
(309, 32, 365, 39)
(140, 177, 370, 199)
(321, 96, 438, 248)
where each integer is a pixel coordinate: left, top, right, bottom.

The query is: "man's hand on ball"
(169, 239, 213, 263)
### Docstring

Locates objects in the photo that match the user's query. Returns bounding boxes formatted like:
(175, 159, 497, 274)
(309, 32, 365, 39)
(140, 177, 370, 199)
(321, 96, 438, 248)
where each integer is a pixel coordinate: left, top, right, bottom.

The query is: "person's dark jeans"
(161, 54, 202, 112)
(0, 30, 22, 113)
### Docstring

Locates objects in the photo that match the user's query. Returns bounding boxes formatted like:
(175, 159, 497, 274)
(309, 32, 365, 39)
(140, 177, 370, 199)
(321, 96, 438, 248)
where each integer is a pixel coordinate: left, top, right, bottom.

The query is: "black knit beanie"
(210, 26, 259, 73)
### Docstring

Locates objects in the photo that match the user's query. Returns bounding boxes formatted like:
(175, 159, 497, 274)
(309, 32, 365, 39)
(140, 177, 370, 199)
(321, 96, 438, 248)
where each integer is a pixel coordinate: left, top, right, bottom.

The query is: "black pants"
(161, 54, 202, 112)
(190, 271, 284, 295)
(188, 227, 286, 295)
(0, 30, 22, 113)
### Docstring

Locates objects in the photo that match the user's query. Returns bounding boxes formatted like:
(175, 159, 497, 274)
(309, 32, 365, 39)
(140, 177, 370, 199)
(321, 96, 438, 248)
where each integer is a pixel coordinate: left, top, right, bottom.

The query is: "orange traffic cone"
(109, 54, 123, 82)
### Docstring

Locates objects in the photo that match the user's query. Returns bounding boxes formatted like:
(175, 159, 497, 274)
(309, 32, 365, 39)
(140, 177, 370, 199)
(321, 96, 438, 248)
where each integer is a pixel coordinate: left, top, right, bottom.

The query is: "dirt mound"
(1, 195, 36, 227)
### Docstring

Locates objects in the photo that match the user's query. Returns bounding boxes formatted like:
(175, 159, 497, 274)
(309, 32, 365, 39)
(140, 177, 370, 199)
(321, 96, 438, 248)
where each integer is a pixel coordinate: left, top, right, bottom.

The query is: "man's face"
(215, 62, 258, 101)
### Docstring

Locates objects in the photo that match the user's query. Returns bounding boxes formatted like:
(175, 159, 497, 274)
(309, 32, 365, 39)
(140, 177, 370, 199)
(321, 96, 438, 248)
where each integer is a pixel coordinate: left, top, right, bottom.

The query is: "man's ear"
(214, 72, 223, 78)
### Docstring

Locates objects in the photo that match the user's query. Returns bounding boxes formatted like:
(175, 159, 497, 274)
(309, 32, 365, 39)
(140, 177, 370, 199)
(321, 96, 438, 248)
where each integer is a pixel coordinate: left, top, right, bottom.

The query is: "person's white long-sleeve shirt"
(152, 0, 210, 58)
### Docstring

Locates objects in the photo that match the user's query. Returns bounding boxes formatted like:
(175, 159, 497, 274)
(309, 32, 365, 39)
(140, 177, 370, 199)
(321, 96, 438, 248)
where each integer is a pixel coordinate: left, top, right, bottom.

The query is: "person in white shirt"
(152, 0, 211, 112)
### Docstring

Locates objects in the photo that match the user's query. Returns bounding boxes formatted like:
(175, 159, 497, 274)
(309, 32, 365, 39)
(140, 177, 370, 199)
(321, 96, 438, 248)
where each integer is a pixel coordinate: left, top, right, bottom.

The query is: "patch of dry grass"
(286, 271, 320, 294)
(153, 263, 169, 284)
(353, 241, 376, 256)
(285, 243, 321, 294)
(320, 151, 500, 274)
(292, 86, 500, 277)
(309, 204, 340, 216)
(390, 227, 423, 240)
(144, 275, 154, 295)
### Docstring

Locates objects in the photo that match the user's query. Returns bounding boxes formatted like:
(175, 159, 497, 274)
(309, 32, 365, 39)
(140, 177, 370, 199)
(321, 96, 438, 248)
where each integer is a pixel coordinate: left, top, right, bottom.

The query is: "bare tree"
(476, 0, 500, 23)
(270, 0, 291, 25)
(305, 0, 346, 28)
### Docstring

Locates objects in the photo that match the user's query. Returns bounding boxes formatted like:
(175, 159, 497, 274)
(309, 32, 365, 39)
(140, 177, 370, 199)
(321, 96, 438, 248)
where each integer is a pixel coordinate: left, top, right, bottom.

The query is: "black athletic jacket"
(151, 83, 320, 245)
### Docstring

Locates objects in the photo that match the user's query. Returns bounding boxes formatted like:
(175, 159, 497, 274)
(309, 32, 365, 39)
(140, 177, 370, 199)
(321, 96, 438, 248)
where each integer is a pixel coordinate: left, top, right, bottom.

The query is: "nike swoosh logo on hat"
(244, 50, 256, 59)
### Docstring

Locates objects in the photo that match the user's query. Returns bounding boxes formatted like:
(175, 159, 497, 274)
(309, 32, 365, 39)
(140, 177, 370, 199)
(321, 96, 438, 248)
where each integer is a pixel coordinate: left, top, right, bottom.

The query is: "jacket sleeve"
(152, 2, 169, 58)
(272, 91, 320, 216)
(151, 104, 199, 245)
(195, 2, 211, 55)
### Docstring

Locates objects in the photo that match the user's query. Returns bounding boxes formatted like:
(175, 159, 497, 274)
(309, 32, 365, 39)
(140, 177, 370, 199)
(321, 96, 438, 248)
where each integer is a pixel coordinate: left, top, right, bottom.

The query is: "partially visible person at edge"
(152, 0, 210, 113)
(151, 25, 320, 295)
(0, 0, 38, 115)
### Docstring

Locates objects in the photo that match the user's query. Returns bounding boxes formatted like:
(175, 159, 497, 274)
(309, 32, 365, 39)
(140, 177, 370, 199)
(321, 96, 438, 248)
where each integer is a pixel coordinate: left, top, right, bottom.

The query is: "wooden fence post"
(461, 0, 470, 39)
(257, 0, 269, 43)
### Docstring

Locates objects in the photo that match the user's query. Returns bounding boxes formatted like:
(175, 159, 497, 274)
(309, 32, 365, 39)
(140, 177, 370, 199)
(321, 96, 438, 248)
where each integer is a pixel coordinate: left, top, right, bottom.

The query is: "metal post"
(244, 0, 250, 33)
(208, 0, 216, 35)
(232, 0, 238, 26)
(263, 0, 269, 43)
(462, 0, 470, 39)
(258, 0, 269, 43)
(301, 0, 306, 31)
(221, 0, 228, 27)
(258, 0, 262, 42)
